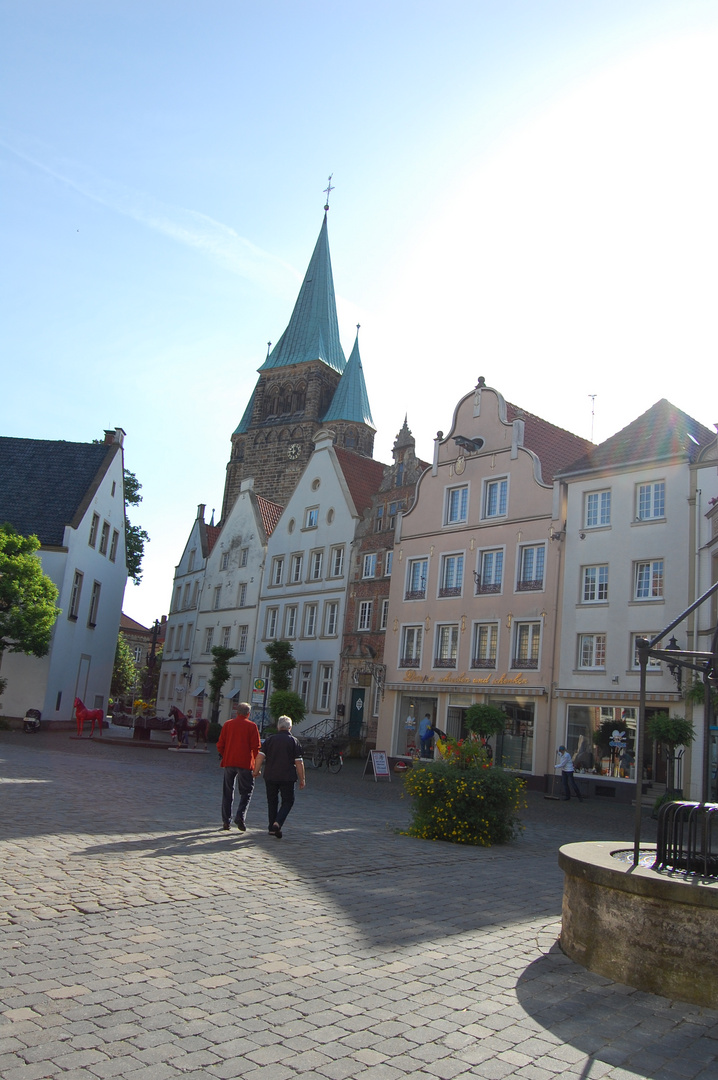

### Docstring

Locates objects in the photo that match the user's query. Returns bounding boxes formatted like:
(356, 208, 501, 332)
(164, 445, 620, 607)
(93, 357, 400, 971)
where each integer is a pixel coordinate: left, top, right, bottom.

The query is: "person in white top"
(556, 745, 583, 802)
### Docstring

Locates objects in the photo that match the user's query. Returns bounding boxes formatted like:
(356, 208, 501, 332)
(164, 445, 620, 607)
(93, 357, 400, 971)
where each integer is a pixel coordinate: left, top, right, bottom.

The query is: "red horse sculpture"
(74, 697, 104, 737)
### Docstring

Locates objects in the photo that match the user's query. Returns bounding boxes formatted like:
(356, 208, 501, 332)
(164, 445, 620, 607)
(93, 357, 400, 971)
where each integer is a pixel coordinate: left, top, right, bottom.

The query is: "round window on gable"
(311, 478, 321, 491)
(327, 508, 335, 524)
(288, 518, 295, 533)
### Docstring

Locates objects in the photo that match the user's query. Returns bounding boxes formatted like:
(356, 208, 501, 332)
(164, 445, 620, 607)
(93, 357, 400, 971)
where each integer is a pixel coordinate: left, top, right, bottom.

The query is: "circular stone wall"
(559, 841, 718, 1008)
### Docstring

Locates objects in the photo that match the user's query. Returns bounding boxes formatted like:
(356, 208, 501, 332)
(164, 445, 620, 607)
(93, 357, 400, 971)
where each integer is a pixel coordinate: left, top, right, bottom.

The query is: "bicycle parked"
(309, 739, 344, 773)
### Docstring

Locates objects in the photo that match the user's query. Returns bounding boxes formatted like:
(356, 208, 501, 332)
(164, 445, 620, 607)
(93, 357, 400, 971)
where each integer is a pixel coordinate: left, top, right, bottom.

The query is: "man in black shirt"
(252, 715, 305, 839)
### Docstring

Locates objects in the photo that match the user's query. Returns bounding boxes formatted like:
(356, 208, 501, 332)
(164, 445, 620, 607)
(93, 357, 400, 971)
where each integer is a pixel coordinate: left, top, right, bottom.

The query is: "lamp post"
(665, 636, 682, 690)
(182, 660, 192, 711)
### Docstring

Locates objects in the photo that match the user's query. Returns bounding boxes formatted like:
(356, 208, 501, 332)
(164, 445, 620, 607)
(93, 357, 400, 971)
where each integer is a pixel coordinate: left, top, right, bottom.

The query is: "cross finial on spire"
(323, 174, 334, 212)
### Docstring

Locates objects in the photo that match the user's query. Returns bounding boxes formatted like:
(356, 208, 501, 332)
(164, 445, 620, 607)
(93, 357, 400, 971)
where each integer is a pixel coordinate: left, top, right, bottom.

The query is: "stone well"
(558, 841, 718, 1008)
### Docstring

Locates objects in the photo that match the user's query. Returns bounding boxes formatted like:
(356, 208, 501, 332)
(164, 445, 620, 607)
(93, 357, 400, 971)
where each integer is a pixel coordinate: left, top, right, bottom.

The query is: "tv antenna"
(589, 394, 597, 442)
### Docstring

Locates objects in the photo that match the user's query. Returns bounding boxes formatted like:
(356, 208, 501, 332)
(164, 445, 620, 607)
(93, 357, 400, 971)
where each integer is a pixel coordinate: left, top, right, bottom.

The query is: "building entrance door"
(349, 688, 365, 738)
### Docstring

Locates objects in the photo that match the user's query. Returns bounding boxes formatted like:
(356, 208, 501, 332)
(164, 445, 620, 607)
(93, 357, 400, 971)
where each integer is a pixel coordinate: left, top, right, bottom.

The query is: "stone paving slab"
(0, 732, 715, 1080)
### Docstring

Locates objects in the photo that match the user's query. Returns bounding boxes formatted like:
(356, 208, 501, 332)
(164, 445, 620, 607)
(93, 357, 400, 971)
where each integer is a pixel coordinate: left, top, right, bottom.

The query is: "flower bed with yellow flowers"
(403, 737, 526, 846)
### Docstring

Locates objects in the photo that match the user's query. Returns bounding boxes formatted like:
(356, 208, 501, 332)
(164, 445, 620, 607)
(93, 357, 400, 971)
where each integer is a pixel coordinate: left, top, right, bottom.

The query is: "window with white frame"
(578, 633, 606, 669)
(184, 624, 193, 650)
(240, 548, 248, 567)
(160, 672, 168, 700)
(585, 489, 611, 528)
(174, 586, 181, 612)
(319, 665, 333, 711)
(238, 583, 247, 607)
(271, 557, 284, 586)
(285, 605, 297, 638)
(204, 627, 214, 652)
(362, 553, 377, 578)
(517, 543, 545, 591)
(238, 625, 249, 653)
(330, 546, 345, 577)
(435, 624, 459, 667)
(166, 626, 175, 654)
(483, 477, 508, 519)
(324, 601, 339, 636)
(305, 507, 319, 529)
(69, 571, 83, 619)
(291, 554, 303, 583)
(87, 581, 101, 626)
(471, 622, 498, 668)
(221, 626, 232, 649)
(99, 521, 110, 556)
(188, 549, 196, 572)
(380, 598, 389, 630)
(636, 481, 665, 521)
(634, 559, 664, 600)
(375, 505, 384, 533)
(582, 565, 609, 603)
(177, 624, 184, 651)
(183, 584, 191, 608)
(220, 551, 230, 571)
(191, 581, 199, 608)
(387, 501, 400, 530)
(358, 600, 373, 631)
(298, 664, 312, 705)
(445, 485, 468, 525)
(405, 558, 428, 600)
(632, 633, 662, 670)
(266, 607, 278, 639)
(385, 551, 393, 576)
(89, 513, 99, 547)
(109, 529, 119, 562)
(476, 548, 503, 594)
(304, 603, 317, 637)
(310, 551, 323, 580)
(400, 625, 422, 667)
(513, 622, 541, 669)
(439, 553, 464, 597)
(213, 585, 222, 610)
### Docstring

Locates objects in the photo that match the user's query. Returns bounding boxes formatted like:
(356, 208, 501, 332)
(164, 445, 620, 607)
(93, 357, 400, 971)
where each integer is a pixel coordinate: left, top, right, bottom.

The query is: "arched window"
(344, 427, 357, 449)
(293, 383, 306, 412)
(279, 385, 292, 414)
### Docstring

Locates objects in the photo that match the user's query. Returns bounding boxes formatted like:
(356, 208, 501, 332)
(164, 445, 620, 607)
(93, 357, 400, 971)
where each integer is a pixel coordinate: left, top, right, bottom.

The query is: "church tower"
(221, 210, 375, 518)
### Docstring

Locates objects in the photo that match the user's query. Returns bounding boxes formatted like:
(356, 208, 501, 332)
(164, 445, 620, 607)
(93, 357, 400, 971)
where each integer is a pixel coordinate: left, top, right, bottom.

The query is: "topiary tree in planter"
(265, 641, 306, 728)
(646, 712, 695, 802)
(464, 703, 505, 760)
(208, 646, 238, 724)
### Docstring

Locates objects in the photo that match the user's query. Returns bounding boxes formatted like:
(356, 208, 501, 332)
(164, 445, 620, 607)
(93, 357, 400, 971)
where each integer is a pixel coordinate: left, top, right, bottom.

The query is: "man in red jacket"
(216, 702, 261, 831)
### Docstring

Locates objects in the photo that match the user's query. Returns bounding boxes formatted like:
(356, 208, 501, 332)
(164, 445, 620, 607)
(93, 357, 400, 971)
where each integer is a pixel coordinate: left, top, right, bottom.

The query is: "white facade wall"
(193, 483, 269, 725)
(556, 458, 700, 795)
(254, 434, 356, 733)
(1, 449, 127, 723)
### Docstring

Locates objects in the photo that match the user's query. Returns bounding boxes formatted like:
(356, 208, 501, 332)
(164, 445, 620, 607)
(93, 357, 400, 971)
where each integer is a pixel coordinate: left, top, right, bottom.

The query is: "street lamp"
(665, 636, 682, 690)
(182, 661, 192, 710)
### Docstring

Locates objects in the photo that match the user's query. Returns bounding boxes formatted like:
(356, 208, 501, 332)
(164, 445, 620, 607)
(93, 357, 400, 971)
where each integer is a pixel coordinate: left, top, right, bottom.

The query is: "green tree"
(0, 525, 60, 664)
(265, 640, 296, 690)
(265, 640, 305, 726)
(646, 712, 695, 795)
(111, 633, 137, 701)
(464, 703, 506, 739)
(124, 469, 150, 585)
(208, 645, 237, 724)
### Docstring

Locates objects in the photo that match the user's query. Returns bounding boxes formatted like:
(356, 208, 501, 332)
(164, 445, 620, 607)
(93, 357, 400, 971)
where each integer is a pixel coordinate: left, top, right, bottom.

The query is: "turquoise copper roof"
(234, 387, 256, 435)
(322, 332, 375, 428)
(258, 214, 346, 375)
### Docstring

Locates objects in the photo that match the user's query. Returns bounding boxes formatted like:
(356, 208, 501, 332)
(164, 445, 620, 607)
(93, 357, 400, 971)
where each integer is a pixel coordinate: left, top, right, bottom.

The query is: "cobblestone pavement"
(1, 731, 715, 1080)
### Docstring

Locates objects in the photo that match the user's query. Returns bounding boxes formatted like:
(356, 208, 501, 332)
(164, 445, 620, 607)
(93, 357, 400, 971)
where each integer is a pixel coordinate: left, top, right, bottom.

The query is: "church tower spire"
(221, 208, 374, 517)
(322, 327, 375, 456)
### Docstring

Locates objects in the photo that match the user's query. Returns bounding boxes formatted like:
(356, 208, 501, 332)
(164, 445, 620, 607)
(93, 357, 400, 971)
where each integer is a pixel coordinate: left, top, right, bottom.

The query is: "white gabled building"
(254, 429, 385, 733)
(157, 482, 282, 725)
(0, 428, 128, 725)
(554, 400, 717, 801)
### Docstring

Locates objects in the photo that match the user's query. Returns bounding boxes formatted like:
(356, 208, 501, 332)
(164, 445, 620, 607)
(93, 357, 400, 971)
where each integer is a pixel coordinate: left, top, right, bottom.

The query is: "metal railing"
(653, 801, 718, 878)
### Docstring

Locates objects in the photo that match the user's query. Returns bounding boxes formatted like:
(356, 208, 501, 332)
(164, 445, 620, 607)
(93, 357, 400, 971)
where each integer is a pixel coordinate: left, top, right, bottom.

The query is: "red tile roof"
(506, 402, 594, 484)
(256, 494, 284, 538)
(120, 612, 150, 633)
(334, 448, 387, 515)
(556, 399, 715, 476)
(205, 524, 222, 554)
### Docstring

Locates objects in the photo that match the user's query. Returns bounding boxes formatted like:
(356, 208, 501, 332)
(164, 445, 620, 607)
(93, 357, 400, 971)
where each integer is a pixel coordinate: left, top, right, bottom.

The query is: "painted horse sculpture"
(74, 697, 104, 737)
(169, 706, 209, 749)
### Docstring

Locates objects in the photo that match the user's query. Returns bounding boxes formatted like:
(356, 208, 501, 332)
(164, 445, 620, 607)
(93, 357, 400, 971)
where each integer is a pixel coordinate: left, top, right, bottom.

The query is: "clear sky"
(2, 1, 717, 628)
